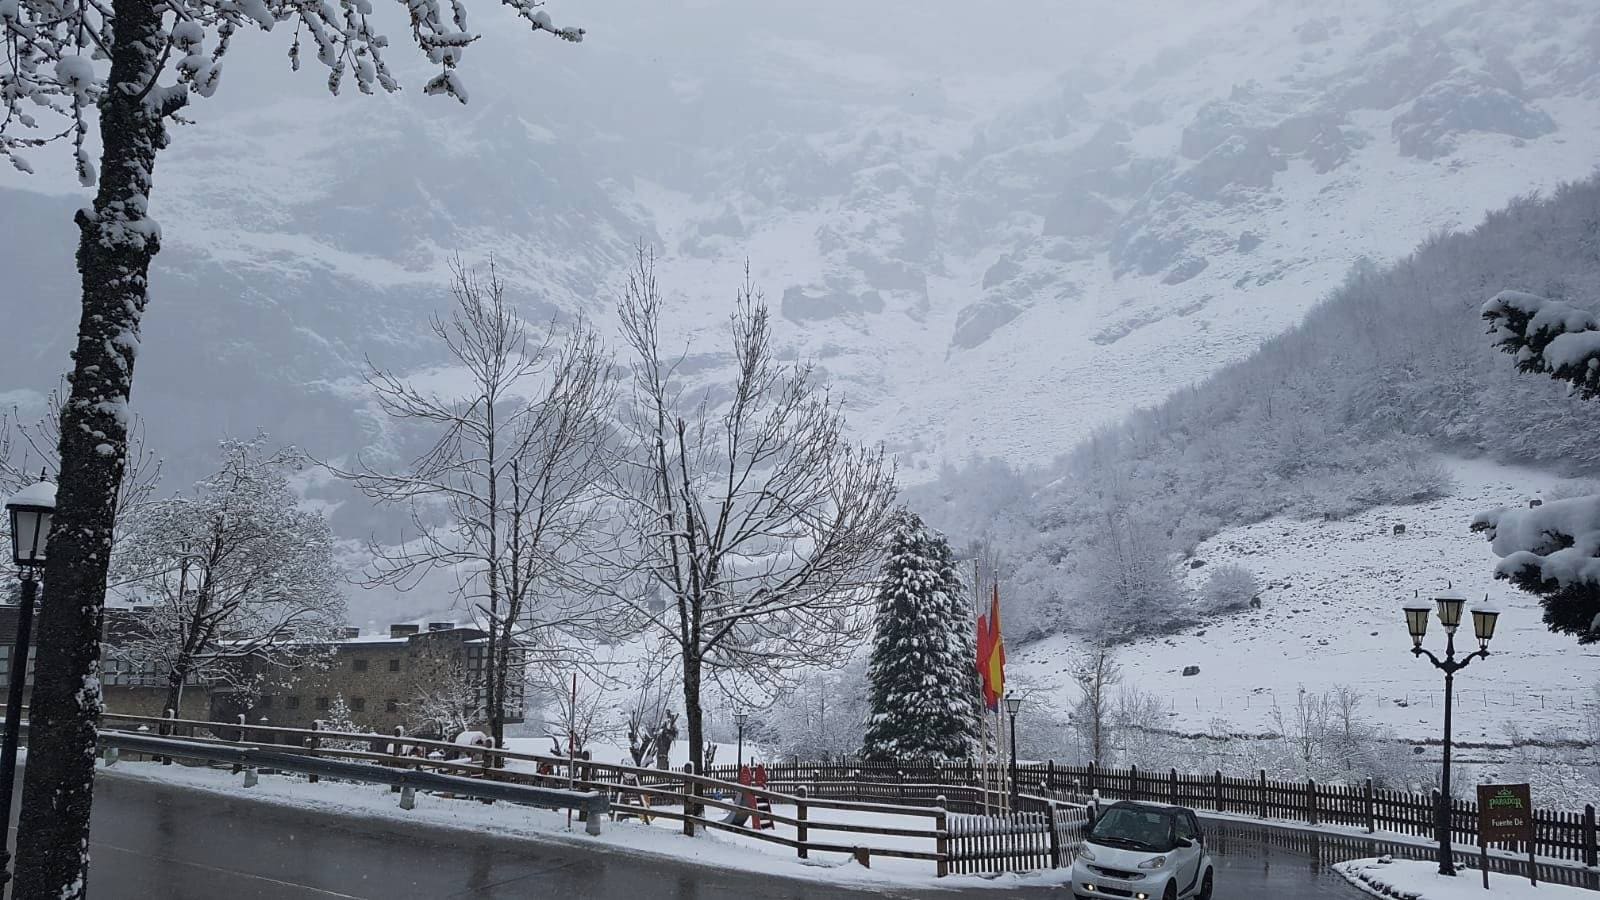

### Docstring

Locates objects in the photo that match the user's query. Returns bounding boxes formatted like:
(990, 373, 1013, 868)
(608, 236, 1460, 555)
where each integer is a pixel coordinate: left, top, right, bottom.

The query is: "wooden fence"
(97, 712, 1090, 877)
(717, 758, 1600, 872)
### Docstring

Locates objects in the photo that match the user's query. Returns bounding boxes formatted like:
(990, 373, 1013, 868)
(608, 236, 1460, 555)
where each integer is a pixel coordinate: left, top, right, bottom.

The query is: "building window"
(350, 697, 366, 713)
(388, 659, 400, 673)
(286, 696, 301, 710)
(353, 658, 368, 672)
(258, 695, 273, 710)
(385, 699, 398, 713)
(315, 697, 330, 711)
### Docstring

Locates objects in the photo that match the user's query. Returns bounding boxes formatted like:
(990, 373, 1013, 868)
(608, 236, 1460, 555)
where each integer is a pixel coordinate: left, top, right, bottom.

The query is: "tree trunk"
(163, 667, 185, 721)
(682, 649, 704, 815)
(14, 0, 179, 893)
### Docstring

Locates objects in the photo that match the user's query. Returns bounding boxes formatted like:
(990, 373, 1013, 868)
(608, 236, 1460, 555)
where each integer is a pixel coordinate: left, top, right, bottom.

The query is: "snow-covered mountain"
(2, 0, 1597, 496)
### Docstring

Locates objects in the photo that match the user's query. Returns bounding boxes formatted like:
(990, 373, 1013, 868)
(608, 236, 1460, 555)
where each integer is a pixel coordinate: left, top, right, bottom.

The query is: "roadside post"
(1476, 783, 1534, 889)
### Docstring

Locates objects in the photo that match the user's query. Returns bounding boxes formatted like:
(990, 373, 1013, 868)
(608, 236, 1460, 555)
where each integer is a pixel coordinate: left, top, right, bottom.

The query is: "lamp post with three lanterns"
(1401, 586, 1501, 877)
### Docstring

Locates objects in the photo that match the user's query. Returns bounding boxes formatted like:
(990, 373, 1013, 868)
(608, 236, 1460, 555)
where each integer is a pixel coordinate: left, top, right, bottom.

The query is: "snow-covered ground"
(1335, 857, 1592, 899)
(1012, 457, 1600, 743)
(98, 759, 1071, 890)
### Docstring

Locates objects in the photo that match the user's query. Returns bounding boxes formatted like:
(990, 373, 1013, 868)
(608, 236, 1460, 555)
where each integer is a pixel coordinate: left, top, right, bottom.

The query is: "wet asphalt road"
(6, 767, 1369, 898)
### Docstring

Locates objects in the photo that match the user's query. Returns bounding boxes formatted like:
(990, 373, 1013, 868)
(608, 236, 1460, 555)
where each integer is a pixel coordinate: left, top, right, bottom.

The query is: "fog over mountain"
(2, 0, 1597, 620)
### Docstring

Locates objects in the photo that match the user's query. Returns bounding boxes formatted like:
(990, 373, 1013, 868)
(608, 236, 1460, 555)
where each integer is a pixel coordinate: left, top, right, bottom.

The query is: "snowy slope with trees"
(1009, 458, 1600, 750)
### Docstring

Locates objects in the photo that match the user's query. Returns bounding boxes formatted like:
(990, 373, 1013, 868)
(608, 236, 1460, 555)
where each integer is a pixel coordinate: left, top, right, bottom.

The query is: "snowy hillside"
(1010, 458, 1600, 744)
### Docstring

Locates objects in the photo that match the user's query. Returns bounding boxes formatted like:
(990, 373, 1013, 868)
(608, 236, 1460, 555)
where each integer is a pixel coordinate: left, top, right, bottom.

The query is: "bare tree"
(597, 247, 897, 779)
(402, 643, 479, 740)
(625, 635, 678, 766)
(334, 259, 611, 752)
(1070, 641, 1122, 764)
(0, 382, 161, 543)
(112, 436, 345, 717)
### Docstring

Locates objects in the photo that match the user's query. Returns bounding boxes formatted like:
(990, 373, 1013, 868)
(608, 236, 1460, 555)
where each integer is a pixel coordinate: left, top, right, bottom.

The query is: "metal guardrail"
(95, 729, 611, 835)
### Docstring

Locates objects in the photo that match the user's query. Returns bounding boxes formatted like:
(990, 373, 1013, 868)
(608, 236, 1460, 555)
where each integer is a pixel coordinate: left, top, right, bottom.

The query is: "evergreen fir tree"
(319, 693, 365, 752)
(862, 509, 983, 761)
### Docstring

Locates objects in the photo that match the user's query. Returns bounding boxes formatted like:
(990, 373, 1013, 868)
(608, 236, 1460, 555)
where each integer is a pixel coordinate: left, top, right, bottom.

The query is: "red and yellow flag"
(977, 583, 1006, 711)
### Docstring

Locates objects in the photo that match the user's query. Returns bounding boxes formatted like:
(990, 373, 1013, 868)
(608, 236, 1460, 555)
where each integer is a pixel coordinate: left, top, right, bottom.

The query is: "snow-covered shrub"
(1199, 565, 1258, 615)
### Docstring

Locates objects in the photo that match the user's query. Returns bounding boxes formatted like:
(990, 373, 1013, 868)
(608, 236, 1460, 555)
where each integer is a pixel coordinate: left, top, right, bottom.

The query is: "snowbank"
(1335, 856, 1592, 899)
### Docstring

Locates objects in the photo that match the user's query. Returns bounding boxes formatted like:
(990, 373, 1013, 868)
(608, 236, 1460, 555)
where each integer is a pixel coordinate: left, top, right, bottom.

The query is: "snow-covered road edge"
(1334, 856, 1595, 899)
(95, 760, 1073, 892)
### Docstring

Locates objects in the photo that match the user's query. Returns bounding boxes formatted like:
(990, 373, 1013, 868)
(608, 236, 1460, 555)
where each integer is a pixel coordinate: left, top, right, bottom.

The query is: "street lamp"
(1, 475, 54, 887)
(1401, 586, 1501, 877)
(1004, 693, 1023, 812)
(734, 712, 749, 770)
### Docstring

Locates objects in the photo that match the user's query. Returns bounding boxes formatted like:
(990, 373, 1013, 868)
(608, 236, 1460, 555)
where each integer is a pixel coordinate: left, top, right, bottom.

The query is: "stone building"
(0, 605, 211, 721)
(0, 610, 525, 739)
(221, 622, 526, 738)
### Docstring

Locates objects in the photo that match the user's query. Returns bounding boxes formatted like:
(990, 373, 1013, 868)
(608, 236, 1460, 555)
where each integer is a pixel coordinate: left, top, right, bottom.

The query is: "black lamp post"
(1, 475, 54, 888)
(1004, 693, 1022, 812)
(734, 712, 749, 770)
(1402, 587, 1500, 877)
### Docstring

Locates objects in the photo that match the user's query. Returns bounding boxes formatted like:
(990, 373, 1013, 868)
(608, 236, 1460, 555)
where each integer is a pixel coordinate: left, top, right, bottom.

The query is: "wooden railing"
(101, 713, 1063, 876)
(717, 757, 1600, 873)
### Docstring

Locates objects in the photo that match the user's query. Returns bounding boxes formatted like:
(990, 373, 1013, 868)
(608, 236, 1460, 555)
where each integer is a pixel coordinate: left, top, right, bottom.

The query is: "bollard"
(161, 709, 175, 765)
(102, 746, 119, 767)
(399, 785, 415, 810)
(307, 721, 322, 784)
(243, 767, 259, 788)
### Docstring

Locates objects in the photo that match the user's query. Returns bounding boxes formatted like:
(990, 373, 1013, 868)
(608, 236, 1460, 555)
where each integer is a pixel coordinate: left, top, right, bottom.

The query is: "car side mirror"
(1178, 838, 1196, 849)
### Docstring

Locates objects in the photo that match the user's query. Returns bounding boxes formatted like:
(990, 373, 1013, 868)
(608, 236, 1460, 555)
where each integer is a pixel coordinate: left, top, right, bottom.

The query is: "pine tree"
(319, 693, 366, 752)
(862, 509, 982, 761)
(1477, 291, 1600, 642)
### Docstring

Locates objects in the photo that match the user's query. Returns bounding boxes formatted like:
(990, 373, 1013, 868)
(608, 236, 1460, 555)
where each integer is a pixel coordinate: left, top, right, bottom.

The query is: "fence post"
(1585, 804, 1598, 869)
(1170, 768, 1178, 806)
(682, 763, 697, 838)
(161, 709, 174, 765)
(1087, 760, 1097, 796)
(1365, 779, 1376, 834)
(797, 786, 809, 860)
(1306, 778, 1317, 826)
(1130, 764, 1139, 801)
(390, 725, 406, 792)
(232, 714, 245, 774)
(1047, 759, 1056, 792)
(307, 721, 322, 784)
(936, 795, 949, 878)
(1258, 770, 1268, 820)
(1046, 802, 1061, 869)
(1213, 770, 1223, 813)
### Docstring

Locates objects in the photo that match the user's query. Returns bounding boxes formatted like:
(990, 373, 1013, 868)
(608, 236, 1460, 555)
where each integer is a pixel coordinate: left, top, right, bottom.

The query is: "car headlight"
(1078, 845, 1096, 862)
(1137, 856, 1166, 870)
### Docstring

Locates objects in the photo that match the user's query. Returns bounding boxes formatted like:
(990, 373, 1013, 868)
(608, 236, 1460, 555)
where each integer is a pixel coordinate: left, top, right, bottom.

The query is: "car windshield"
(1089, 807, 1172, 851)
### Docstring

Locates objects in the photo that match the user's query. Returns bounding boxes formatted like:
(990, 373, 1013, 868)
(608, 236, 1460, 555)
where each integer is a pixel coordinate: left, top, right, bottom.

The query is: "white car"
(1070, 801, 1214, 900)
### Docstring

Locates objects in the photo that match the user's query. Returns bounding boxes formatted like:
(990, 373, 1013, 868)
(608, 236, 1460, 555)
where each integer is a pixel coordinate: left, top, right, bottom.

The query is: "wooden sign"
(1477, 783, 1535, 889)
(1478, 783, 1533, 844)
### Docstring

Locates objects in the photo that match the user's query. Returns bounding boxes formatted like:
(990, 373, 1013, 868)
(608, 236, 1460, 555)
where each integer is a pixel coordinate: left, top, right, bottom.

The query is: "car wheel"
(1163, 880, 1178, 900)
(1198, 868, 1213, 900)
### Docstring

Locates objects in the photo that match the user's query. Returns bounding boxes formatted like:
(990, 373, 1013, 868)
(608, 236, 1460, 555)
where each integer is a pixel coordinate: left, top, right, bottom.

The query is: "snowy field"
(1011, 457, 1600, 745)
(96, 759, 1072, 890)
(1334, 857, 1593, 900)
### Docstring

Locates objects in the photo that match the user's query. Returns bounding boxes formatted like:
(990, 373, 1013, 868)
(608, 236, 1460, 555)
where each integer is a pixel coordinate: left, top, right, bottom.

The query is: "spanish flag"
(977, 583, 1005, 711)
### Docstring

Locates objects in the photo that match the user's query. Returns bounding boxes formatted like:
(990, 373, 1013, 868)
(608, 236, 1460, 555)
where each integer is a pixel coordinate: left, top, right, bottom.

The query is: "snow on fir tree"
(862, 509, 982, 761)
(318, 693, 366, 752)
